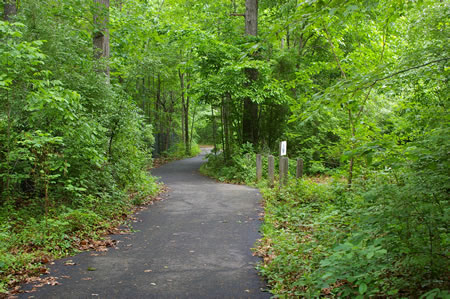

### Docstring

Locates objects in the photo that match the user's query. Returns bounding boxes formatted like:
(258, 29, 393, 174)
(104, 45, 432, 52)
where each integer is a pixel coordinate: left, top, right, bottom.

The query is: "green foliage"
(165, 142, 201, 159)
(0, 6, 160, 292)
(256, 172, 448, 297)
(200, 143, 258, 184)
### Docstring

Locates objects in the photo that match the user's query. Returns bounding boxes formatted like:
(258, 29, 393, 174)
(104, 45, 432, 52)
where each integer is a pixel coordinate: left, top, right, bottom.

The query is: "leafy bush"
(200, 143, 258, 184)
(166, 142, 201, 159)
(255, 169, 449, 297)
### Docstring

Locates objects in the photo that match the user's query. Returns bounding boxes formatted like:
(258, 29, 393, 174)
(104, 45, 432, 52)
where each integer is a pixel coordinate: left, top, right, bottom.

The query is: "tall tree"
(245, 0, 258, 36)
(93, 0, 110, 80)
(179, 70, 190, 155)
(3, 0, 17, 21)
(242, 0, 259, 145)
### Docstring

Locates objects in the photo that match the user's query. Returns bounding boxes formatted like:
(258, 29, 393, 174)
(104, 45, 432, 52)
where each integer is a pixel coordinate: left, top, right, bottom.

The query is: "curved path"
(19, 150, 269, 298)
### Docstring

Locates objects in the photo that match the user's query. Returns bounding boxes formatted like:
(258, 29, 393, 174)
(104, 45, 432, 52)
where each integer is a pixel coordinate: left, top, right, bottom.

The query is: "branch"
(379, 57, 448, 82)
(354, 57, 449, 93)
(323, 26, 346, 79)
(230, 13, 245, 17)
(356, 85, 373, 120)
(379, 16, 390, 64)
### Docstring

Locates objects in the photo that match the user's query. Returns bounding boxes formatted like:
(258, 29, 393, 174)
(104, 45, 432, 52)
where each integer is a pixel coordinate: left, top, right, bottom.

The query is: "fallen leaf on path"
(87, 267, 96, 271)
(144, 270, 152, 273)
(40, 256, 50, 264)
(39, 268, 49, 274)
(150, 283, 156, 286)
(64, 260, 76, 266)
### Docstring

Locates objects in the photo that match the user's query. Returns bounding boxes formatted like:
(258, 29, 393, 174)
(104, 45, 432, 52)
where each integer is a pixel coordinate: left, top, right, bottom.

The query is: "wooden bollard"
(279, 157, 284, 186)
(256, 154, 262, 182)
(279, 155, 283, 177)
(268, 155, 274, 188)
(296, 158, 303, 179)
(279, 157, 289, 186)
(282, 157, 289, 185)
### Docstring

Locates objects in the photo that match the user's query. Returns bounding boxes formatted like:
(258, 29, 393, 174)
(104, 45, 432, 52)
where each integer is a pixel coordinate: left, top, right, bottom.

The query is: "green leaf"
(359, 283, 368, 295)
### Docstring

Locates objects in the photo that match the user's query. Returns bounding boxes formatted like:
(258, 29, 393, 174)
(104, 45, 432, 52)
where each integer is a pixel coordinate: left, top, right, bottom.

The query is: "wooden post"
(279, 155, 283, 178)
(268, 155, 274, 188)
(279, 141, 287, 184)
(282, 157, 289, 185)
(279, 157, 286, 187)
(256, 154, 262, 182)
(296, 158, 303, 179)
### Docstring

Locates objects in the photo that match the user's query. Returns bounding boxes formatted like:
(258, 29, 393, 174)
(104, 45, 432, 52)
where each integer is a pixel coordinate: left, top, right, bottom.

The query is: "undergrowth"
(255, 177, 449, 298)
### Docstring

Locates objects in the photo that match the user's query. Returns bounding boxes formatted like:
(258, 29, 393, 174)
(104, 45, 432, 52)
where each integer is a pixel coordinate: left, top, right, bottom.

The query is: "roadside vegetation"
(0, 18, 161, 294)
(202, 143, 448, 298)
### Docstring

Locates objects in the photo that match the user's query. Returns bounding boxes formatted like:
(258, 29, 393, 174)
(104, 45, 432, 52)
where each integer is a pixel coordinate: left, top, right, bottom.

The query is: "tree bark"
(242, 0, 259, 146)
(245, 0, 258, 36)
(3, 0, 17, 21)
(156, 74, 163, 154)
(224, 94, 231, 161)
(93, 0, 110, 80)
(179, 70, 190, 155)
(189, 102, 196, 149)
(211, 104, 217, 155)
(220, 102, 226, 161)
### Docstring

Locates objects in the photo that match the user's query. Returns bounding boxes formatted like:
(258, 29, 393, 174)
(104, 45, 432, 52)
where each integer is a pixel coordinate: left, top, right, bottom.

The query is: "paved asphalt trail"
(19, 150, 270, 299)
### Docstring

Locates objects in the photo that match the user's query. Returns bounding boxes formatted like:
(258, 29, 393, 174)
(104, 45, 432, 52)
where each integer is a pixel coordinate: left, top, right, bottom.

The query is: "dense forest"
(1, 0, 448, 297)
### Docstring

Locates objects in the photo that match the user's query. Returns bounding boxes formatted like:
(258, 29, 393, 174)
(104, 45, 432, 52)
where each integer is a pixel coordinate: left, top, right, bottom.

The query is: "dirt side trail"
(18, 150, 270, 298)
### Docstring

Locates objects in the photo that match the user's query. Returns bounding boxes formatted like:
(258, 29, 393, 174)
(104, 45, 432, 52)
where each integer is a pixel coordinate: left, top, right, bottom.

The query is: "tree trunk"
(223, 94, 231, 161)
(245, 0, 258, 36)
(242, 0, 259, 146)
(116, 0, 123, 10)
(93, 0, 110, 80)
(286, 25, 290, 48)
(156, 75, 163, 154)
(189, 103, 197, 150)
(181, 107, 185, 145)
(3, 0, 17, 21)
(179, 70, 190, 155)
(220, 98, 226, 162)
(348, 109, 356, 188)
(211, 104, 217, 155)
